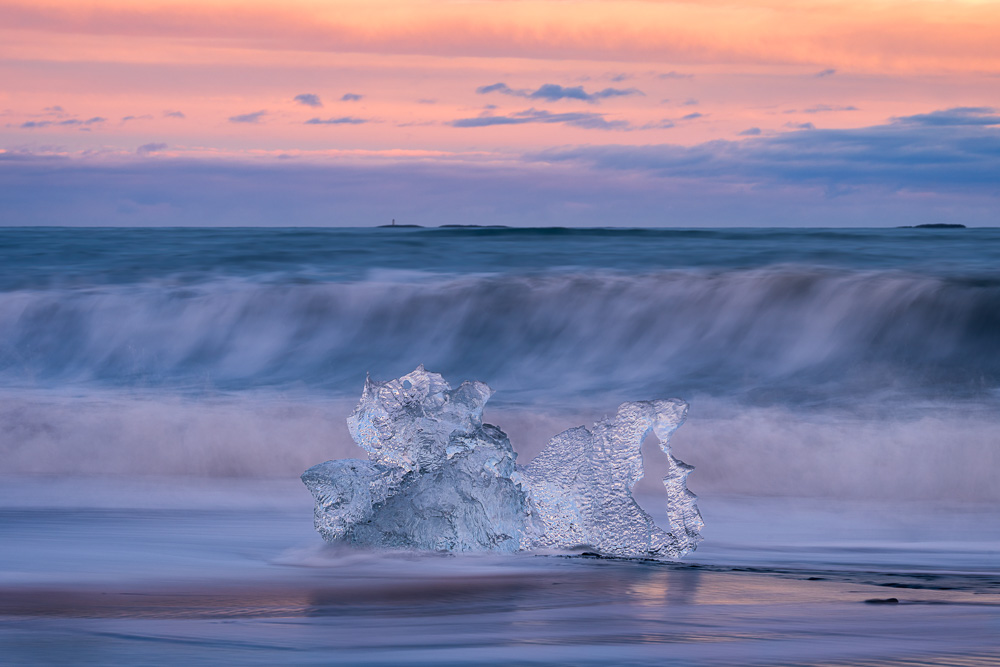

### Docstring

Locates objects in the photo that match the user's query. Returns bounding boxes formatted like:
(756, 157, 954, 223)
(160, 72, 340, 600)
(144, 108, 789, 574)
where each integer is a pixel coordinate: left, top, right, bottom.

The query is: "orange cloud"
(1, 0, 999, 73)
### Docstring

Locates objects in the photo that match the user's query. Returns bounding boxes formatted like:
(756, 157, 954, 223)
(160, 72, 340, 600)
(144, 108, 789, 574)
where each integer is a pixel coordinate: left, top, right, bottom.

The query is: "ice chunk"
(304, 366, 528, 552)
(522, 399, 702, 558)
(302, 367, 702, 558)
(301, 459, 403, 543)
(346, 365, 494, 472)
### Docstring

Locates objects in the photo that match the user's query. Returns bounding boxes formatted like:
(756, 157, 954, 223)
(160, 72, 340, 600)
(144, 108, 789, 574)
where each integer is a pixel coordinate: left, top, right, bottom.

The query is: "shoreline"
(3, 559, 998, 666)
(3, 555, 998, 619)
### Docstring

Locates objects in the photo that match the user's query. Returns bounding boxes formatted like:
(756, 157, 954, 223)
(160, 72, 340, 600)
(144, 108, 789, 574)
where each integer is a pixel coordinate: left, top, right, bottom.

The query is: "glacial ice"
(301, 366, 702, 558)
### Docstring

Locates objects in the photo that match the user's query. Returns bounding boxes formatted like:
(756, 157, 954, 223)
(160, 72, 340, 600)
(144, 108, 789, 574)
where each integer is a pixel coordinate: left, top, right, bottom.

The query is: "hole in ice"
(634, 433, 668, 522)
(402, 379, 412, 389)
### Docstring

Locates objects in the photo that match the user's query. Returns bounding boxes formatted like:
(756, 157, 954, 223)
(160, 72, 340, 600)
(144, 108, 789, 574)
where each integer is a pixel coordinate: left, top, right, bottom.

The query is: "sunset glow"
(2, 0, 999, 225)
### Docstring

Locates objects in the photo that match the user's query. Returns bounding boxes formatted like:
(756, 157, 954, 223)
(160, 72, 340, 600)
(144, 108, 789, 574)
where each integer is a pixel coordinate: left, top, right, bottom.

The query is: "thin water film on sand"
(302, 366, 702, 558)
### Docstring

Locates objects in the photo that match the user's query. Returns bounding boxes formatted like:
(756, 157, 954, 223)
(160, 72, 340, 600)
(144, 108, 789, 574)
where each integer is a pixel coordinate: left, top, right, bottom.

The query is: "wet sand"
(2, 478, 998, 665)
(3, 549, 1000, 665)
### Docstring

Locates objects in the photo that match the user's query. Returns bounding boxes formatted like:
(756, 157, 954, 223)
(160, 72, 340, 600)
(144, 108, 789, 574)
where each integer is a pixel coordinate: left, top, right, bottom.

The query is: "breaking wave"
(1, 267, 997, 404)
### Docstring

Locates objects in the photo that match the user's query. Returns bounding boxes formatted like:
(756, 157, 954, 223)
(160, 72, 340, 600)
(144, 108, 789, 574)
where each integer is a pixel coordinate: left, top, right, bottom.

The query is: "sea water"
(1, 227, 999, 665)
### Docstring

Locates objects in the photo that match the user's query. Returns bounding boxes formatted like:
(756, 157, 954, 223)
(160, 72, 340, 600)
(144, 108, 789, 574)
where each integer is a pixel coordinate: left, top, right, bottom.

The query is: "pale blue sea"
(2, 227, 998, 665)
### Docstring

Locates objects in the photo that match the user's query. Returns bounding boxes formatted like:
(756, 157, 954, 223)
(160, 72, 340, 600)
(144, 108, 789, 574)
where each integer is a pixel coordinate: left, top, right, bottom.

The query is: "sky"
(1, 0, 999, 227)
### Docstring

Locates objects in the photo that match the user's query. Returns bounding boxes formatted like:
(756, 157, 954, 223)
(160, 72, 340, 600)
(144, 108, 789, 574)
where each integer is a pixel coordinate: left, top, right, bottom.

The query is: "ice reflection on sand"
(1, 478, 999, 665)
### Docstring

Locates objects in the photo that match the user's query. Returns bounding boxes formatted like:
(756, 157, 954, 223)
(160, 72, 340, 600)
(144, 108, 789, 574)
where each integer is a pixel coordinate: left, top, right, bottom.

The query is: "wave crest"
(1, 268, 997, 402)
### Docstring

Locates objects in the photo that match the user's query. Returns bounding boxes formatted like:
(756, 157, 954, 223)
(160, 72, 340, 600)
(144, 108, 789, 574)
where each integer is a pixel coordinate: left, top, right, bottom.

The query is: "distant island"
(896, 223, 966, 229)
(376, 218, 423, 228)
(438, 224, 511, 228)
(375, 223, 513, 229)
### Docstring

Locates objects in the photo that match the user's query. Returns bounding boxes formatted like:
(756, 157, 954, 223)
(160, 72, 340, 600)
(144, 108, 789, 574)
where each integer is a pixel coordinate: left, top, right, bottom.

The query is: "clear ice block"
(302, 366, 702, 558)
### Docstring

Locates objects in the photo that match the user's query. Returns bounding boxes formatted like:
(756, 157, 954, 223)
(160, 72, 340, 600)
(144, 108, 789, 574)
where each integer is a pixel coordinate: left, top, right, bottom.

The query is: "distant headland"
(375, 222, 512, 229)
(896, 223, 966, 229)
(439, 224, 511, 229)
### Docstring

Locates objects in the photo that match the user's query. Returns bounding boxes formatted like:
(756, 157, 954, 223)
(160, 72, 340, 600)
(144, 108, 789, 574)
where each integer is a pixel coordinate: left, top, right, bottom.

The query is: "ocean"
(2, 227, 999, 665)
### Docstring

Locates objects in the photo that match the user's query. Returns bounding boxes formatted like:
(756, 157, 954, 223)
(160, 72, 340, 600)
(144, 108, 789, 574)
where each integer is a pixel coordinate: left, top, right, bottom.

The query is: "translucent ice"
(302, 367, 702, 558)
(522, 400, 702, 559)
(305, 366, 529, 552)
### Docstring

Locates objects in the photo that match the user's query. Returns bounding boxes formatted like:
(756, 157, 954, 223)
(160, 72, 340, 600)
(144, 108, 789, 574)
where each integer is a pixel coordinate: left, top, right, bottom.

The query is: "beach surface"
(2, 478, 998, 666)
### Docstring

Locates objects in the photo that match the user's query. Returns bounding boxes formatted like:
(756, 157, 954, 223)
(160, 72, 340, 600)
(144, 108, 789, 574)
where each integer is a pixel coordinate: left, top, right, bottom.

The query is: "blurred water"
(2, 227, 998, 493)
(1, 227, 998, 403)
(3, 227, 999, 663)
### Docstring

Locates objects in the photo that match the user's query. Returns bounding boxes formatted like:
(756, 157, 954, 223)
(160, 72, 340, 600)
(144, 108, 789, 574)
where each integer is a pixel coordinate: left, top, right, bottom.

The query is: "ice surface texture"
(302, 367, 702, 558)
(521, 399, 702, 558)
